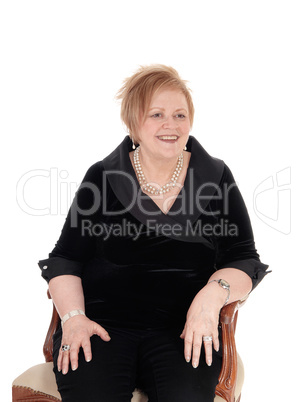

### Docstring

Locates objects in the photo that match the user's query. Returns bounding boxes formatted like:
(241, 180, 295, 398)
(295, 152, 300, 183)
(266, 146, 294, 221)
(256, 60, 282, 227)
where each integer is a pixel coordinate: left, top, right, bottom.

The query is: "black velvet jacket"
(38, 135, 269, 329)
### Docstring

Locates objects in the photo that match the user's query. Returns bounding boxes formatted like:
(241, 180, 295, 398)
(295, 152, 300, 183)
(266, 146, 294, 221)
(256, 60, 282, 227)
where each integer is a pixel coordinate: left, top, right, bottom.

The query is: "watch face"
(220, 279, 230, 289)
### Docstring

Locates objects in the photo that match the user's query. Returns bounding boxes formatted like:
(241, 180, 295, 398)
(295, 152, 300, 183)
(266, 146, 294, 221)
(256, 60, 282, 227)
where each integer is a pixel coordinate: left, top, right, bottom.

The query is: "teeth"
(158, 136, 178, 140)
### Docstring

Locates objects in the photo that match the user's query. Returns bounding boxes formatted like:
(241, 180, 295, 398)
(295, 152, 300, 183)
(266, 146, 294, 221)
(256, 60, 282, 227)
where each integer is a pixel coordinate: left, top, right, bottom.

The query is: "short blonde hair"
(116, 64, 194, 144)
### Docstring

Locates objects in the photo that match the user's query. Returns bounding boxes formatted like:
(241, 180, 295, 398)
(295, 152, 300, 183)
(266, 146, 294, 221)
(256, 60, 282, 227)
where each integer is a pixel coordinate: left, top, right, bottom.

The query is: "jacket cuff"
(38, 256, 84, 283)
(217, 258, 271, 290)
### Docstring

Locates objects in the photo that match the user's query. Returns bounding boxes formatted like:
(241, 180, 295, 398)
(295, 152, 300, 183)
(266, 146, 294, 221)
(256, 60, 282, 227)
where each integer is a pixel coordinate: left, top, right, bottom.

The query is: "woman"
(38, 65, 269, 402)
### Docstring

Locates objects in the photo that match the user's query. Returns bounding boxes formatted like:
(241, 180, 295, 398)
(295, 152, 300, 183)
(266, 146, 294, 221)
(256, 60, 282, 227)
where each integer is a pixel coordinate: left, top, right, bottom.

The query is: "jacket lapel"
(102, 135, 224, 249)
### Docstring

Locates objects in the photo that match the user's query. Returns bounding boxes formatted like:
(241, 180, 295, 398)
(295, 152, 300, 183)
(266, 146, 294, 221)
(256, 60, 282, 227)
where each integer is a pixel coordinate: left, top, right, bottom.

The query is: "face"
(136, 89, 190, 160)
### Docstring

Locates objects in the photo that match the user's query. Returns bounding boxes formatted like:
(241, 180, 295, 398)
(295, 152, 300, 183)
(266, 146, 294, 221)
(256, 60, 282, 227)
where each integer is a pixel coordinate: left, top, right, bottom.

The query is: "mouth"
(157, 135, 179, 143)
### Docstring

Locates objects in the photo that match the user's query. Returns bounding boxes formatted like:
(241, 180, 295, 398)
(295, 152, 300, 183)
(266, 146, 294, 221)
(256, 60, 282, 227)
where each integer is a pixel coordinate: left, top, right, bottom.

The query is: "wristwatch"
(208, 279, 230, 306)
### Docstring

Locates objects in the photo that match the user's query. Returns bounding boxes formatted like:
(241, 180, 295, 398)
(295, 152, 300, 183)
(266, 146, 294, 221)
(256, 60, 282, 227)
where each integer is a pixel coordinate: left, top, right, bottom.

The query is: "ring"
(203, 336, 213, 342)
(61, 344, 71, 352)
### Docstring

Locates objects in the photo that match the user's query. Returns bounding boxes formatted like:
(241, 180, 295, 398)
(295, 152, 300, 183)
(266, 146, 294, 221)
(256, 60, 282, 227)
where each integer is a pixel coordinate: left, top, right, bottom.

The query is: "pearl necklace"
(133, 146, 184, 195)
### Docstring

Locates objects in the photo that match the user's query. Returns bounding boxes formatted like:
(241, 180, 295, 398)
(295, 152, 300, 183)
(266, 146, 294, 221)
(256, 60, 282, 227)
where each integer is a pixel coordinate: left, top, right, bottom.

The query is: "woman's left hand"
(180, 284, 225, 368)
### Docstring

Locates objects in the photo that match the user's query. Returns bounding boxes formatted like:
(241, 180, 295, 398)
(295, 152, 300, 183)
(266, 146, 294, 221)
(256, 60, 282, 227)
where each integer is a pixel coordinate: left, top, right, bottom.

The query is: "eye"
(151, 113, 162, 118)
(175, 114, 186, 119)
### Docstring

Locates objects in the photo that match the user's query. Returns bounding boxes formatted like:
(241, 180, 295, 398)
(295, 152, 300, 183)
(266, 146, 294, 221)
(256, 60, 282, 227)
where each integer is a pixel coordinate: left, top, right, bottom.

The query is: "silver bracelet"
(61, 309, 85, 325)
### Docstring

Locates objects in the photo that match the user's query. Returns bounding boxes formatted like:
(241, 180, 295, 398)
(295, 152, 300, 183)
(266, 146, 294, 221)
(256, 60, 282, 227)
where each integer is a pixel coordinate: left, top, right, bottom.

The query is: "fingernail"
(58, 367, 61, 372)
(186, 356, 190, 363)
(62, 370, 67, 375)
(72, 365, 77, 371)
(86, 358, 91, 363)
(207, 360, 212, 366)
(192, 362, 198, 368)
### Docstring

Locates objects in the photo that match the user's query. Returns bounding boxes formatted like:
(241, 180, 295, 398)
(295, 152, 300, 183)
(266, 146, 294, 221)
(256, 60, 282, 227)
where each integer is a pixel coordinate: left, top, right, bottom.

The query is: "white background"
(1, 1, 305, 400)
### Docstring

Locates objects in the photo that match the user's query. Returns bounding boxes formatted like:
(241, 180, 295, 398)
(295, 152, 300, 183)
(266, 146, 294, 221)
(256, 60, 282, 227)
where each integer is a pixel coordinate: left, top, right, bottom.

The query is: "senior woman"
(38, 65, 269, 402)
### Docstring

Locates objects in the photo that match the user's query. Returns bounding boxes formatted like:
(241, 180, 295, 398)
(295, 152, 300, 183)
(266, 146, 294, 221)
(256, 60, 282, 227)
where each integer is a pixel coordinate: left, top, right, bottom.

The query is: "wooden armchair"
(12, 294, 247, 402)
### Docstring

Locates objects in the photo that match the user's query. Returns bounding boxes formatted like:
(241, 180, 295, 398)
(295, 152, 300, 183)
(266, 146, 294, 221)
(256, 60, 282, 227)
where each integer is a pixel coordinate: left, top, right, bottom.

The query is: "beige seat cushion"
(13, 355, 244, 401)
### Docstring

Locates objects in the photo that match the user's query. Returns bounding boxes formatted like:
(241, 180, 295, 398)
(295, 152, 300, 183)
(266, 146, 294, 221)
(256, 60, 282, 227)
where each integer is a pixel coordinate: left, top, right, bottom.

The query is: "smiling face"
(136, 89, 191, 160)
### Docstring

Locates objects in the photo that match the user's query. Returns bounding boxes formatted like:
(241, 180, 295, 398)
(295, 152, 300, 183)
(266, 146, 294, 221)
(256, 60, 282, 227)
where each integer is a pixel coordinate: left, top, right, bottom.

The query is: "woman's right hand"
(58, 315, 111, 375)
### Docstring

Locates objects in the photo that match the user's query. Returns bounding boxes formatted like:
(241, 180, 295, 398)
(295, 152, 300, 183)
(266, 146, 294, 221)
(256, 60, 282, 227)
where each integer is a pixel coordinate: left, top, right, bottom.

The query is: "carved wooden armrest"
(215, 297, 248, 402)
(43, 291, 60, 363)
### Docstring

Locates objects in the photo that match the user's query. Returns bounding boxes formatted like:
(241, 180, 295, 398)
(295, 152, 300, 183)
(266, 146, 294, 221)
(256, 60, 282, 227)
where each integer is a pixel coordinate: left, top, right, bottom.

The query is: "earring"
(132, 137, 136, 150)
(184, 145, 187, 151)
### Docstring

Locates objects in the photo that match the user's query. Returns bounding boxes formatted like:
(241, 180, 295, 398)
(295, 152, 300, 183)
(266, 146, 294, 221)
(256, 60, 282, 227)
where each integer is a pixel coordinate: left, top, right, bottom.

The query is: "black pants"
(53, 325, 222, 402)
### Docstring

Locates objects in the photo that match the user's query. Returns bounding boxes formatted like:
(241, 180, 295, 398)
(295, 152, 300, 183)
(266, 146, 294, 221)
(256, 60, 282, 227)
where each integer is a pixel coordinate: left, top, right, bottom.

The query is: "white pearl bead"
(133, 147, 183, 195)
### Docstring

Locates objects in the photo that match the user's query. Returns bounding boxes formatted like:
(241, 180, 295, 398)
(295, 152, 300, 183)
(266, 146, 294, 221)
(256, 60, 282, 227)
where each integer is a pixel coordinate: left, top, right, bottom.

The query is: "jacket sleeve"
(212, 164, 270, 290)
(38, 161, 103, 283)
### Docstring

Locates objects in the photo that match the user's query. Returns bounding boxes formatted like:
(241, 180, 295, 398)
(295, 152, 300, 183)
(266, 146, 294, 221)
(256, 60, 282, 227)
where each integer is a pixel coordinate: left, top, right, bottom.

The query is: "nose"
(162, 116, 177, 130)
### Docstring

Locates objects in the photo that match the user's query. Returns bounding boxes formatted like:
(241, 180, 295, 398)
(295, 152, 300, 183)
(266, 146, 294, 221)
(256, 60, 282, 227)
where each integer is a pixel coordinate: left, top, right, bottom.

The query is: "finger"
(57, 349, 63, 372)
(82, 337, 92, 363)
(191, 333, 203, 368)
(180, 327, 186, 339)
(184, 330, 193, 363)
(61, 348, 71, 375)
(212, 329, 220, 352)
(203, 337, 213, 367)
(92, 323, 111, 342)
(70, 343, 81, 371)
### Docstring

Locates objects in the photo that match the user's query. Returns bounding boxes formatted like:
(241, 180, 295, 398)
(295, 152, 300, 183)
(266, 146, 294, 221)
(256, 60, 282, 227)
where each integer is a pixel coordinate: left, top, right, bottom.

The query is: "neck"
(138, 147, 181, 182)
